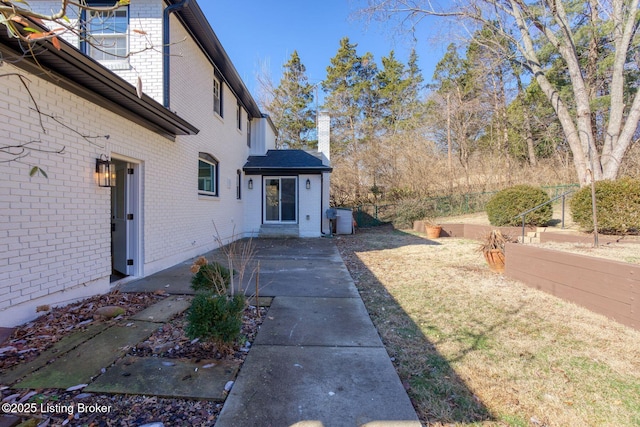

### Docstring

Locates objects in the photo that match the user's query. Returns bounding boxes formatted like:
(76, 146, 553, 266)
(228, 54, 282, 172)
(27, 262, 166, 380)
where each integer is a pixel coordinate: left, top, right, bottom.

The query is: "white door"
(111, 160, 132, 276)
(264, 177, 297, 223)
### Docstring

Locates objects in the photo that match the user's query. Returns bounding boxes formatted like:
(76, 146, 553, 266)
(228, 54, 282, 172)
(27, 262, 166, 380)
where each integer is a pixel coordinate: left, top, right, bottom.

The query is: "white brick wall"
(1, 68, 115, 325)
(31, 0, 165, 102)
(298, 174, 323, 237)
(0, 23, 245, 327)
(1, 1, 282, 326)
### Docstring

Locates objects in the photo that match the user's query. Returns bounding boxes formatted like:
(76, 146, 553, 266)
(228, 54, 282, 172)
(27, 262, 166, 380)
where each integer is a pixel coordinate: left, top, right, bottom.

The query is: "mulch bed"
(1, 291, 266, 426)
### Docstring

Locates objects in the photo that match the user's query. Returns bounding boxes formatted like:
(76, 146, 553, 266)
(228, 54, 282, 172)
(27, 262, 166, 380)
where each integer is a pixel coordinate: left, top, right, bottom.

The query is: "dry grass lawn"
(335, 226, 640, 427)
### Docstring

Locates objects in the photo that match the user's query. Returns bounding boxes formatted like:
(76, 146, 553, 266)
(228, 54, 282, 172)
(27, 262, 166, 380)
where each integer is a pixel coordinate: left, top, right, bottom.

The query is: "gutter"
(163, 0, 190, 108)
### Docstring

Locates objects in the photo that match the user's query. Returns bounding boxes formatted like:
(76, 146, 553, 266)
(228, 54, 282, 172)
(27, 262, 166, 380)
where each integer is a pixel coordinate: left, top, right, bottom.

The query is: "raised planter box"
(504, 243, 640, 331)
(427, 223, 640, 331)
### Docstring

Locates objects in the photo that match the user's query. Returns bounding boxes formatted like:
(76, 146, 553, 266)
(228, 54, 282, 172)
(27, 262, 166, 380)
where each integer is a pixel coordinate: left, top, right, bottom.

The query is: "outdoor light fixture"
(306, 179, 311, 189)
(248, 178, 253, 189)
(96, 155, 115, 187)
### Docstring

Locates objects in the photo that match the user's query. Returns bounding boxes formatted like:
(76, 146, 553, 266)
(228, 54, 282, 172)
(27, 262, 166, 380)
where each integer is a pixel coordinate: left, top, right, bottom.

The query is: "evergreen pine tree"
(268, 51, 315, 149)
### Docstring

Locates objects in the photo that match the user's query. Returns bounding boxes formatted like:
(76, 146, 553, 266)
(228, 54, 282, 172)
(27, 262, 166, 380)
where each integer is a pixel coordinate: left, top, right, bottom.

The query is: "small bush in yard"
(486, 185, 552, 226)
(185, 293, 245, 346)
(570, 177, 640, 234)
(190, 257, 231, 294)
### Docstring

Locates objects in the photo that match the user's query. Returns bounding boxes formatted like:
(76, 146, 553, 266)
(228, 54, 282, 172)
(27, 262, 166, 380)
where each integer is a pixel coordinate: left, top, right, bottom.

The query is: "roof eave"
(243, 167, 333, 175)
(170, 0, 262, 119)
(0, 24, 199, 139)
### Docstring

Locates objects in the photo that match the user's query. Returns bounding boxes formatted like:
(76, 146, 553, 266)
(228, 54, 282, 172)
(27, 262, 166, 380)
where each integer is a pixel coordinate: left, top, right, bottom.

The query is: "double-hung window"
(213, 77, 223, 117)
(246, 118, 251, 147)
(83, 3, 129, 64)
(198, 153, 218, 196)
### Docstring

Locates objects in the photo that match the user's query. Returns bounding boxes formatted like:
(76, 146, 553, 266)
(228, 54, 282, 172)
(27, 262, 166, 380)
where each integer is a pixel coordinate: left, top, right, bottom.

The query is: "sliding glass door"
(264, 177, 297, 223)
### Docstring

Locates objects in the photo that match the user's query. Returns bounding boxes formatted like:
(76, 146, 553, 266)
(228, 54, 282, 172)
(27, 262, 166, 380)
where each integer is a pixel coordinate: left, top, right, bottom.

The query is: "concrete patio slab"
(13, 321, 157, 390)
(85, 356, 239, 400)
(130, 295, 192, 323)
(214, 345, 421, 427)
(249, 269, 359, 298)
(254, 296, 383, 347)
(118, 262, 194, 294)
(0, 323, 110, 385)
(252, 237, 344, 262)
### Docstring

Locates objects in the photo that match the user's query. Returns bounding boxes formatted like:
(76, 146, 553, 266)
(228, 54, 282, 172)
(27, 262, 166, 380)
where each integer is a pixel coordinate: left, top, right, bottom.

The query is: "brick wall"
(1, 1, 259, 325)
(298, 175, 322, 237)
(31, 0, 165, 102)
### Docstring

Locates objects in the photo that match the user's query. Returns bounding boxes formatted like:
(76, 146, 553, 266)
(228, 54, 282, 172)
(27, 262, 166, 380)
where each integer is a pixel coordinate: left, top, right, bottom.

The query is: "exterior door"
(264, 177, 297, 223)
(111, 159, 135, 276)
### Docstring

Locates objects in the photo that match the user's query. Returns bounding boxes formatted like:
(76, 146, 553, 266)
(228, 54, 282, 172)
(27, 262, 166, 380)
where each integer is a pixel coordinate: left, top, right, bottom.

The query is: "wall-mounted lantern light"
(306, 178, 311, 189)
(248, 178, 253, 189)
(96, 155, 115, 187)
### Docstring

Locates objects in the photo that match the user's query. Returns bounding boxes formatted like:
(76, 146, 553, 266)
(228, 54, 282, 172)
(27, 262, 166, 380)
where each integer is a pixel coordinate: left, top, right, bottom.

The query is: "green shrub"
(191, 262, 231, 294)
(185, 293, 245, 346)
(570, 177, 640, 234)
(486, 185, 552, 226)
(392, 198, 435, 229)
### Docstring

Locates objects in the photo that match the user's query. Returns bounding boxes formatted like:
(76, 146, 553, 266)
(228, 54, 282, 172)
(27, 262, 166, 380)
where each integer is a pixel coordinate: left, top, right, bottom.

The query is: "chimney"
(317, 111, 330, 163)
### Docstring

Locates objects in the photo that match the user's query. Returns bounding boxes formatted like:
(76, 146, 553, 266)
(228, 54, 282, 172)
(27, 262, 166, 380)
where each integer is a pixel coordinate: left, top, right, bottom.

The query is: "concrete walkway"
(124, 237, 420, 426)
(212, 238, 420, 427)
(3, 238, 420, 427)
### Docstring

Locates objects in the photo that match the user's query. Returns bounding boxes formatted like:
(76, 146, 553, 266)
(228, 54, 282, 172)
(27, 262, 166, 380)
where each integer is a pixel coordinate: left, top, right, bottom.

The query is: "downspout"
(163, 0, 190, 108)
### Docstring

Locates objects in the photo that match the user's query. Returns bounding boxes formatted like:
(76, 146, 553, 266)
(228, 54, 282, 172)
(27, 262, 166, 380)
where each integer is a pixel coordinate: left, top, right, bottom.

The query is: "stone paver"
(13, 321, 157, 390)
(85, 356, 239, 400)
(130, 295, 192, 323)
(0, 323, 110, 385)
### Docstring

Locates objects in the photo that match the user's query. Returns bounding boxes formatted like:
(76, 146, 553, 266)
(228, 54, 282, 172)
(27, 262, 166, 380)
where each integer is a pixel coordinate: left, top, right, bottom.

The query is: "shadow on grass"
(336, 224, 501, 425)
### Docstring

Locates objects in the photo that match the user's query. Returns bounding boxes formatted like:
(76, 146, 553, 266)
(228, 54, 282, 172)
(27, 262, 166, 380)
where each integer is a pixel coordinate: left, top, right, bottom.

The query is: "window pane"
(198, 160, 216, 194)
(89, 35, 127, 60)
(213, 80, 221, 115)
(89, 9, 128, 34)
(87, 7, 128, 61)
(265, 179, 280, 221)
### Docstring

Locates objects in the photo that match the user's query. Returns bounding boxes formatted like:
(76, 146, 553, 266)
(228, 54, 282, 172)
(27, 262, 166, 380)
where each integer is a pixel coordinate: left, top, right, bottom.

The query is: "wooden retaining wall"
(504, 243, 640, 330)
(413, 222, 640, 330)
(437, 223, 533, 240)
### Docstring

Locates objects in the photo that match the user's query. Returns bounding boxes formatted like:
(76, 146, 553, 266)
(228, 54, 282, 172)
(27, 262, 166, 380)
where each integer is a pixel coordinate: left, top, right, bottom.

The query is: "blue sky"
(202, 1, 452, 101)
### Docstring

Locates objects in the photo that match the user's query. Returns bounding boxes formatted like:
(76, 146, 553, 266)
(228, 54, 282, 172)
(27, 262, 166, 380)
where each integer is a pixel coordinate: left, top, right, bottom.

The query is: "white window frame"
(198, 153, 219, 197)
(85, 5, 130, 68)
(213, 77, 222, 117)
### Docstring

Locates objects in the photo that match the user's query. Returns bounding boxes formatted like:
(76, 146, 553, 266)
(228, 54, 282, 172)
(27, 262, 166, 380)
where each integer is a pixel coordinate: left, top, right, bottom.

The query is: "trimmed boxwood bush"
(570, 177, 640, 234)
(185, 293, 245, 346)
(486, 185, 552, 226)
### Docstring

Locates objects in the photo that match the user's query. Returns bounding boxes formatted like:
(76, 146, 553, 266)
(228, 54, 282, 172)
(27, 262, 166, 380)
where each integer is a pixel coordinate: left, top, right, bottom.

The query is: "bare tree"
(362, 0, 640, 185)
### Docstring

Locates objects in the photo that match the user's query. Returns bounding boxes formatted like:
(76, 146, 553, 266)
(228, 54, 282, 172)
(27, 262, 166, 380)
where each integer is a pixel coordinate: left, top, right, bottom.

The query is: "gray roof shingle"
(243, 150, 332, 174)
